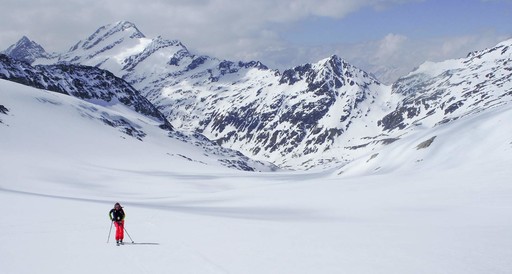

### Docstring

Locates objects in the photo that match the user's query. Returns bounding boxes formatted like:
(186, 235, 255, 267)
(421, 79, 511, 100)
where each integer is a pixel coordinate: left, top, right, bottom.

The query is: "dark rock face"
(0, 105, 8, 115)
(0, 104, 8, 124)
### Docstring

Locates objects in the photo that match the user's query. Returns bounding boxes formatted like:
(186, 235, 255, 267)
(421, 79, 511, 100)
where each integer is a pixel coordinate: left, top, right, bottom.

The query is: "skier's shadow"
(123, 242, 160, 245)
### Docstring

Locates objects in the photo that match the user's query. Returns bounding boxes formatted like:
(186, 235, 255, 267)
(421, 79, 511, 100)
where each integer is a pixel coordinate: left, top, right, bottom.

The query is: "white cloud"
(0, 0, 421, 54)
(0, 0, 509, 85)
(375, 33, 408, 60)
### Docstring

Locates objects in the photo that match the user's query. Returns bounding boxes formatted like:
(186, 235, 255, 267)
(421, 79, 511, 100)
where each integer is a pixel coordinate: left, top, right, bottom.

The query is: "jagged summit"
(2, 36, 53, 64)
(279, 54, 379, 89)
(69, 21, 145, 52)
(318, 55, 347, 67)
(56, 21, 198, 77)
(316, 55, 380, 84)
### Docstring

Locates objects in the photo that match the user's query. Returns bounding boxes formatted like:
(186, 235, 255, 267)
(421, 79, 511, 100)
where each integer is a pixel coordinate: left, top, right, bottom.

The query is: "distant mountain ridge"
(381, 38, 512, 132)
(1, 36, 56, 64)
(3, 21, 512, 170)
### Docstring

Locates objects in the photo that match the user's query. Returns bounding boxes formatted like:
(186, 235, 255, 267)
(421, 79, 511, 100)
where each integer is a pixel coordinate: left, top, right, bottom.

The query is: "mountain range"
(2, 21, 511, 170)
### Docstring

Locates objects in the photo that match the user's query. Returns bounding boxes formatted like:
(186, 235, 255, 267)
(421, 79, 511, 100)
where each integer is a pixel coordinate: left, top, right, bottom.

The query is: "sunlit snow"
(1, 77, 511, 273)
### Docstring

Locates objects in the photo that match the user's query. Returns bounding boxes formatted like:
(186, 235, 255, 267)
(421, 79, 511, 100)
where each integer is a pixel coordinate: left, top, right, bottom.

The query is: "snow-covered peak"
(313, 55, 347, 77)
(318, 55, 346, 67)
(279, 54, 379, 89)
(317, 55, 379, 83)
(10, 36, 34, 48)
(70, 21, 145, 52)
(2, 36, 53, 64)
(55, 21, 195, 77)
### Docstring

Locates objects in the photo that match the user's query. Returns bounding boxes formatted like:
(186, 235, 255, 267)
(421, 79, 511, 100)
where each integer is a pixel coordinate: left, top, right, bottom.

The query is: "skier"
(109, 202, 125, 245)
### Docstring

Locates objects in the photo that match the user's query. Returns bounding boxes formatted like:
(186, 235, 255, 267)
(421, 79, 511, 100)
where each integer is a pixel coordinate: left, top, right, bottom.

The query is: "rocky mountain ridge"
(0, 53, 276, 171)
(3, 21, 511, 170)
(0, 54, 171, 129)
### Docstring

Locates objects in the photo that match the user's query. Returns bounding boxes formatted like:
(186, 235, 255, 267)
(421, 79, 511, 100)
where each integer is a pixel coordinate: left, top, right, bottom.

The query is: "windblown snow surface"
(1, 79, 511, 273)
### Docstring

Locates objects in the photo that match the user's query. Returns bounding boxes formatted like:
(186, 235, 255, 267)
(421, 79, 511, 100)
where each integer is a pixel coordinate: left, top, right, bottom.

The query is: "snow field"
(1, 79, 512, 273)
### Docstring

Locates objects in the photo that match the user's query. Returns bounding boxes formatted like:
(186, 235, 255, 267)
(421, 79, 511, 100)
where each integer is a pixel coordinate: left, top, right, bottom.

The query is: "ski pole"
(123, 226, 135, 243)
(107, 221, 113, 243)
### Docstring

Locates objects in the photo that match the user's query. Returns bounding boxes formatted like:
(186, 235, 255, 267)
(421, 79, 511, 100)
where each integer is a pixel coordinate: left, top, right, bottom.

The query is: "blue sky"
(0, 0, 511, 83)
(283, 0, 511, 45)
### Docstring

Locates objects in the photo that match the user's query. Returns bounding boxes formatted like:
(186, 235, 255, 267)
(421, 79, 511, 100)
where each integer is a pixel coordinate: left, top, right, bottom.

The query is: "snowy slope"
(0, 79, 275, 178)
(1, 78, 512, 274)
(339, 101, 512, 176)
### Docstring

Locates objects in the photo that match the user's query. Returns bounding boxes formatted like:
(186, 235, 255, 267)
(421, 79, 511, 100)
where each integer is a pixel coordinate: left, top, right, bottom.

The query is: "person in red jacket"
(109, 202, 125, 244)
